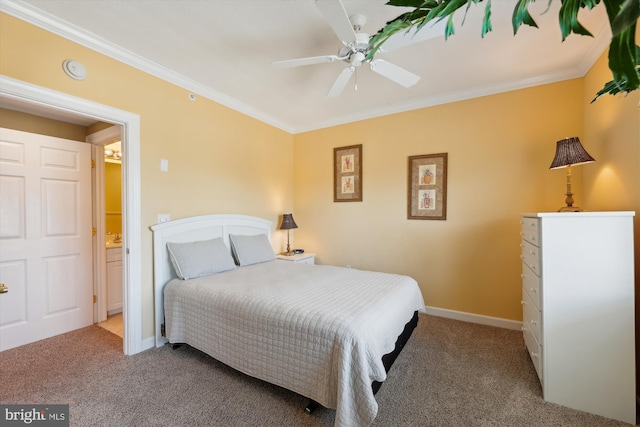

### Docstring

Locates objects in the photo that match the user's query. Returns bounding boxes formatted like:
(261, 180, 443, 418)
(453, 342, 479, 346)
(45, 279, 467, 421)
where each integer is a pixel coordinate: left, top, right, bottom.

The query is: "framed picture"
(334, 144, 362, 202)
(407, 153, 448, 220)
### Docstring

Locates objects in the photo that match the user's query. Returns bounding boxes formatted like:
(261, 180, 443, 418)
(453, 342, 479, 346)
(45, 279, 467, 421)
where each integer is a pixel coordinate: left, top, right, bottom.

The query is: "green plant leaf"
(386, 0, 434, 7)
(513, 0, 538, 34)
(608, 32, 639, 90)
(481, 0, 493, 37)
(592, 61, 640, 101)
(558, 0, 593, 40)
(601, 0, 639, 93)
(445, 15, 456, 39)
(611, 0, 640, 36)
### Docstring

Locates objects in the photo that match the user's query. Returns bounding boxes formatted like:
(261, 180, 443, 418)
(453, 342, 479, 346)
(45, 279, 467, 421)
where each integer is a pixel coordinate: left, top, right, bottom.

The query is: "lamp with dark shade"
(279, 213, 298, 256)
(549, 137, 595, 212)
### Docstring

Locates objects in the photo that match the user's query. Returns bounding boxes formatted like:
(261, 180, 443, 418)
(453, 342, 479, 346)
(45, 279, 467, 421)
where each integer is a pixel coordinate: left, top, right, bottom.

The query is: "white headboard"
(150, 214, 272, 347)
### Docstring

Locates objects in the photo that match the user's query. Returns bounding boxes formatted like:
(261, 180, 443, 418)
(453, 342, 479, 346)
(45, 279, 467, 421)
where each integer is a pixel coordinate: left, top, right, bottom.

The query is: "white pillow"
(167, 237, 236, 280)
(229, 233, 275, 266)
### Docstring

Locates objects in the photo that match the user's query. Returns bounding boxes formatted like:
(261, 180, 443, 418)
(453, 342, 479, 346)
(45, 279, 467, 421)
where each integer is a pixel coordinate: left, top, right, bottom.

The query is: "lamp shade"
(549, 137, 595, 169)
(279, 213, 298, 230)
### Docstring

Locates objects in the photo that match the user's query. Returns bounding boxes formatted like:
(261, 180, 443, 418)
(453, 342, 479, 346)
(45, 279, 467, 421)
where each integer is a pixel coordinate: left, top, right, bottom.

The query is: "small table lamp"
(549, 137, 595, 212)
(279, 213, 298, 255)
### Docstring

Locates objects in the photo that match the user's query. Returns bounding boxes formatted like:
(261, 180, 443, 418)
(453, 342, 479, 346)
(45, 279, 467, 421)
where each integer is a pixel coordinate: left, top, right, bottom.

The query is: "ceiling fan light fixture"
(351, 51, 365, 67)
(273, 0, 423, 98)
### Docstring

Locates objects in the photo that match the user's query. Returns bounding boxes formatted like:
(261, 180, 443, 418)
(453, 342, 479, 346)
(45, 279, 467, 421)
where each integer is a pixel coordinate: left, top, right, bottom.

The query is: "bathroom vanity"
(106, 240, 123, 315)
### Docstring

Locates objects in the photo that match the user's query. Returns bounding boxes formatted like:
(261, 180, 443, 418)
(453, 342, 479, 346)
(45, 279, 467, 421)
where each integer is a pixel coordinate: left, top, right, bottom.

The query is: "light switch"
(160, 159, 169, 172)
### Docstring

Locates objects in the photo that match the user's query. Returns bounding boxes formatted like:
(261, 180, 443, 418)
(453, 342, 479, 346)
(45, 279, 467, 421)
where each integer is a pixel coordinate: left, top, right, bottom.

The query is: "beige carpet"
(1, 314, 634, 426)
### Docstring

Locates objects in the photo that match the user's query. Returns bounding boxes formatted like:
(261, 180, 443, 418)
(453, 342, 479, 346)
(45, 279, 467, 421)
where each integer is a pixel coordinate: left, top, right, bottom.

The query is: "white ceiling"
(3, 0, 610, 133)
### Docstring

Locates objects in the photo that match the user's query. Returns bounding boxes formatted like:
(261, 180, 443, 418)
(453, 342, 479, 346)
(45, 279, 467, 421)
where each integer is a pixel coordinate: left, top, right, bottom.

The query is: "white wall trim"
(0, 75, 148, 355)
(89, 144, 108, 324)
(423, 305, 522, 331)
(86, 124, 121, 144)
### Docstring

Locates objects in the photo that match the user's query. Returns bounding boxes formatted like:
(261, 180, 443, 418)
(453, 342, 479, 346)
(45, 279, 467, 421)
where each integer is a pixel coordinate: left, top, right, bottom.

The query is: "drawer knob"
(530, 320, 537, 326)
(530, 351, 538, 359)
(530, 287, 536, 293)
(521, 300, 525, 305)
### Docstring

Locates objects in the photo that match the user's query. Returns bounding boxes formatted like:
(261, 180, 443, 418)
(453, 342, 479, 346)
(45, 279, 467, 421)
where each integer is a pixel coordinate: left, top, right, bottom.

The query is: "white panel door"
(0, 128, 92, 351)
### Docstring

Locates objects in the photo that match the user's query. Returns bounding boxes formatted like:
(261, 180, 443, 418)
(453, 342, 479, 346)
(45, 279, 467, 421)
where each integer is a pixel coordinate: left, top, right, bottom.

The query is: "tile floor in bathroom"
(98, 313, 123, 338)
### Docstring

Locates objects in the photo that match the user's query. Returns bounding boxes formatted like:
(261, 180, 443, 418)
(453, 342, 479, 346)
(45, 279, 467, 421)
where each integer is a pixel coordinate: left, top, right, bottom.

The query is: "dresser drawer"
(521, 261, 541, 309)
(520, 239, 540, 277)
(522, 287, 541, 345)
(523, 322, 543, 383)
(520, 217, 540, 246)
(296, 256, 315, 265)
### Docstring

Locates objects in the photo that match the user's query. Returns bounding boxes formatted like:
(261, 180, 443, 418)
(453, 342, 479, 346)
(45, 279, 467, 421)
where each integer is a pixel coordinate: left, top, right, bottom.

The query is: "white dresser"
(520, 212, 635, 424)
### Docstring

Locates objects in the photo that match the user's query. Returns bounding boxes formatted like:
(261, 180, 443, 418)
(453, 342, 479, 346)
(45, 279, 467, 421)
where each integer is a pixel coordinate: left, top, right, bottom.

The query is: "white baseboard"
(141, 336, 156, 352)
(423, 305, 522, 331)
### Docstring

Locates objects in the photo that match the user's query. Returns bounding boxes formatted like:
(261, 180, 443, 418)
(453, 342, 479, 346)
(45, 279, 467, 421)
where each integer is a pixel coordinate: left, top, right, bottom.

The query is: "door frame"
(87, 125, 121, 325)
(1, 75, 144, 355)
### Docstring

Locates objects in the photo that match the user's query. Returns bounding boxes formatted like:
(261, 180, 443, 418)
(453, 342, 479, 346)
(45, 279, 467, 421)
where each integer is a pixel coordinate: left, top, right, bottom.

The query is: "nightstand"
(276, 253, 315, 265)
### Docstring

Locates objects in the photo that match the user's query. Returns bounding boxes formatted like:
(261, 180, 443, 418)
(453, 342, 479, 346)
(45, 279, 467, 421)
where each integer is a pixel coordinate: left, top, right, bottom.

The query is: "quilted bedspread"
(163, 260, 424, 427)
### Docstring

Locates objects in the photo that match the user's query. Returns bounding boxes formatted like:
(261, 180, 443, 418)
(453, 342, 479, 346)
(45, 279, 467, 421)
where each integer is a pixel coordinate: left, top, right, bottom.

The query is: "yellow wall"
(582, 47, 640, 392)
(293, 80, 584, 321)
(0, 108, 87, 141)
(582, 50, 639, 234)
(105, 162, 122, 235)
(0, 13, 295, 338)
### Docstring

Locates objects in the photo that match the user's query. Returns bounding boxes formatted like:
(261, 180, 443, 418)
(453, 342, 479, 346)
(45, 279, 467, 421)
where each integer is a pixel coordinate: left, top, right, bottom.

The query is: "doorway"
(87, 126, 125, 333)
(0, 75, 144, 355)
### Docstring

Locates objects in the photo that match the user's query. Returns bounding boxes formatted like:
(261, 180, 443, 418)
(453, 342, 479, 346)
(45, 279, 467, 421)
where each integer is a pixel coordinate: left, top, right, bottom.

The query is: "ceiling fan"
(272, 0, 437, 98)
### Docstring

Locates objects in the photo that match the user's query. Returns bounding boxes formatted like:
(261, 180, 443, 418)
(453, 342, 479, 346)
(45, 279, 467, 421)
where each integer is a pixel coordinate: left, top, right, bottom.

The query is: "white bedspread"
(163, 260, 424, 427)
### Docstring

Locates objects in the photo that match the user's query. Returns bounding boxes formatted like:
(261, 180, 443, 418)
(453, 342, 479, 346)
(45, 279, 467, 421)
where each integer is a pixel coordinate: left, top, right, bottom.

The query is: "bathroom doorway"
(87, 126, 124, 336)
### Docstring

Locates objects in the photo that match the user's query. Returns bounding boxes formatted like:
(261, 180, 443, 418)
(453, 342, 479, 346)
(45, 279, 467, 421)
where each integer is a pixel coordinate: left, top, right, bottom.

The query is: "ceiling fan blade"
(272, 55, 344, 69)
(327, 67, 354, 97)
(378, 20, 447, 52)
(369, 59, 420, 88)
(315, 0, 357, 43)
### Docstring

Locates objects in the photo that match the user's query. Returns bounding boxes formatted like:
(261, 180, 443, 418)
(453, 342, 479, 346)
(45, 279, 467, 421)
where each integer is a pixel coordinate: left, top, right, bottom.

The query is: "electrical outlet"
(158, 214, 170, 223)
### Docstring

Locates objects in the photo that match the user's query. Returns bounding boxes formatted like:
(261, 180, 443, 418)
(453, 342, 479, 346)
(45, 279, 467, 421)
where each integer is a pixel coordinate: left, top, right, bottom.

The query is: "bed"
(151, 214, 424, 427)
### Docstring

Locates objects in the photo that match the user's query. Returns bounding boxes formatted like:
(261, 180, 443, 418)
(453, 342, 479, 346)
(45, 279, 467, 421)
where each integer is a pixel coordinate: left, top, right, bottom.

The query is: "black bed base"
(305, 310, 420, 414)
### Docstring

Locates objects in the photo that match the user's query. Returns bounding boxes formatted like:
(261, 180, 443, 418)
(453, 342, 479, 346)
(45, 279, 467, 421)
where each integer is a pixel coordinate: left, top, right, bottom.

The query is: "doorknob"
(0, 283, 7, 294)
